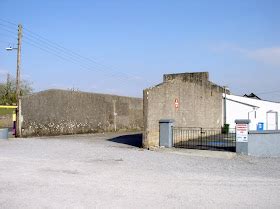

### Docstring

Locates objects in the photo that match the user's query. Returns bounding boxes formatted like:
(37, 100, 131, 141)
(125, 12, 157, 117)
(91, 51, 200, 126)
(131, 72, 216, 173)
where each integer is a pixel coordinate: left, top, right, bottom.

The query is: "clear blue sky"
(0, 0, 280, 100)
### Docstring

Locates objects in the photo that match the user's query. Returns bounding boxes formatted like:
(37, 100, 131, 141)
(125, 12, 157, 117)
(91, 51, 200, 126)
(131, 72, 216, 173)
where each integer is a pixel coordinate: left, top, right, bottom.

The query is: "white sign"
(236, 124, 248, 142)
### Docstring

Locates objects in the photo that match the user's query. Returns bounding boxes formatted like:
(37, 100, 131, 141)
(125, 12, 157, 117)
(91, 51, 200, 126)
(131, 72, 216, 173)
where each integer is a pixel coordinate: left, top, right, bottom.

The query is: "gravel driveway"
(0, 133, 279, 209)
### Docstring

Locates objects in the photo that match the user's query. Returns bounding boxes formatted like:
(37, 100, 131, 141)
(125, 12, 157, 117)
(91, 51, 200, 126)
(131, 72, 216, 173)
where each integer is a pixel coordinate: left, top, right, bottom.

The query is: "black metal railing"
(172, 127, 236, 152)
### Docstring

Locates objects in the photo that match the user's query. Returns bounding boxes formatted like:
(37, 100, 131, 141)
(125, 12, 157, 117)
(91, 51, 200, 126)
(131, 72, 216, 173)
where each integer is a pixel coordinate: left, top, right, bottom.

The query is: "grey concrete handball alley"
(21, 89, 143, 136)
(0, 133, 279, 209)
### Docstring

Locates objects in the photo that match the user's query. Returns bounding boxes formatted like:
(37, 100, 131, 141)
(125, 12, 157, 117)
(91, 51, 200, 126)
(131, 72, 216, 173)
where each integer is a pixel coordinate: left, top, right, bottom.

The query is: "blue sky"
(0, 0, 280, 100)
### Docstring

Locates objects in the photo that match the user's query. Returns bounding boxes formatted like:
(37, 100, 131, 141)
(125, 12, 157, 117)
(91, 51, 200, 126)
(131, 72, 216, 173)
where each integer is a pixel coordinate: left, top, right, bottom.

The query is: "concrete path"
(0, 133, 280, 209)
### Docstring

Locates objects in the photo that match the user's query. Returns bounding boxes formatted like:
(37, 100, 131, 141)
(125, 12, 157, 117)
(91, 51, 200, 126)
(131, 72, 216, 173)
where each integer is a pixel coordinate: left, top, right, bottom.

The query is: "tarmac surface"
(0, 132, 280, 209)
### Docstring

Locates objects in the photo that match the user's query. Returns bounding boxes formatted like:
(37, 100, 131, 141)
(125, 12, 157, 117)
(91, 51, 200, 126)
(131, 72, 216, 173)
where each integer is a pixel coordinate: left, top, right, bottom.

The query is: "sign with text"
(236, 124, 248, 142)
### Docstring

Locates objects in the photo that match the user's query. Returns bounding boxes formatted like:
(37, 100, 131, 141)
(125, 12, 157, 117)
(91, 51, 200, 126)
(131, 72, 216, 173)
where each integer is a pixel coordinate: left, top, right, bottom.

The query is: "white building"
(224, 94, 280, 131)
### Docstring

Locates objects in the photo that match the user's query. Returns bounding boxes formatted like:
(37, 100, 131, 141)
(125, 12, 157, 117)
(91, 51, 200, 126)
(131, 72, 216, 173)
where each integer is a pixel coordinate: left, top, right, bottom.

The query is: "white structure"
(224, 94, 280, 131)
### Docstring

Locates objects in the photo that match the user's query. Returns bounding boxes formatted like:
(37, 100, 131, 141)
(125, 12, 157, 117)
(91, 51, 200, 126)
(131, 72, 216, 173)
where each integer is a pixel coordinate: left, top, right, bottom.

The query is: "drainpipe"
(223, 86, 228, 126)
(248, 107, 259, 130)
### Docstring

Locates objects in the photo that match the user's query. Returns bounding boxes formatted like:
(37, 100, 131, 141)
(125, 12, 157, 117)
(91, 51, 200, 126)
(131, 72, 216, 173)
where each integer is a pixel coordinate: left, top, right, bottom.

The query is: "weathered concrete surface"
(143, 72, 225, 148)
(21, 89, 143, 136)
(0, 133, 279, 209)
(248, 131, 280, 157)
(0, 114, 12, 129)
(161, 147, 237, 159)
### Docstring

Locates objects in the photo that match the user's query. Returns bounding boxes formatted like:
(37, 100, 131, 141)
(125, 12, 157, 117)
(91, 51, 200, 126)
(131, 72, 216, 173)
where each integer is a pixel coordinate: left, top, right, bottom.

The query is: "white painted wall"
(224, 94, 280, 131)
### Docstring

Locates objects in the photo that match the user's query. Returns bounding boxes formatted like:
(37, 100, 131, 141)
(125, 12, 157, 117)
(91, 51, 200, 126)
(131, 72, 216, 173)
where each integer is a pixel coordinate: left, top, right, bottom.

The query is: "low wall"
(0, 128, 8, 140)
(248, 131, 280, 157)
(21, 89, 143, 136)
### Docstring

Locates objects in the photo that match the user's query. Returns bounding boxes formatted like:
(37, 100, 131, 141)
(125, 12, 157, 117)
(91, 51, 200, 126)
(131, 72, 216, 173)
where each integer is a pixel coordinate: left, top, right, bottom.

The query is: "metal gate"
(172, 127, 236, 152)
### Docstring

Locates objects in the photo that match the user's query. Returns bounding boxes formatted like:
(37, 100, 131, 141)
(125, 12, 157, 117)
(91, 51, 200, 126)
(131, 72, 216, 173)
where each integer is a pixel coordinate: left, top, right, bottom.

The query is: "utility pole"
(6, 73, 10, 93)
(16, 24, 22, 137)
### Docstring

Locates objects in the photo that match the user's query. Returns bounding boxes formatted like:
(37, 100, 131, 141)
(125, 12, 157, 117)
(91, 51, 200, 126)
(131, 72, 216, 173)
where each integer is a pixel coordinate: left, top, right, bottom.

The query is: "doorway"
(266, 111, 278, 130)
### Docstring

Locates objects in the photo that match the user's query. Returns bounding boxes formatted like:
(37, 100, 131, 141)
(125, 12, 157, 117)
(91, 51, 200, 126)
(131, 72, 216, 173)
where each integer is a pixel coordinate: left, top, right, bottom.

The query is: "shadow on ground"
(174, 132, 236, 152)
(108, 133, 142, 148)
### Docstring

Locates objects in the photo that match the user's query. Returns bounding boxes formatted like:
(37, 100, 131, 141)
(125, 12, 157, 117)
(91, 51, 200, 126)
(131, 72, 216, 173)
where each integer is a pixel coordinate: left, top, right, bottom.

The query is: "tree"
(0, 74, 33, 105)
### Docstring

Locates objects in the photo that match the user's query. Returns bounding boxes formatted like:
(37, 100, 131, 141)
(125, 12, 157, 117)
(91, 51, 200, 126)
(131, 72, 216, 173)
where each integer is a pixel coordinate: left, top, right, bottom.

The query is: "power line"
(0, 21, 131, 88)
(0, 22, 17, 30)
(23, 36, 137, 86)
(21, 28, 148, 86)
(23, 39, 135, 90)
(0, 18, 153, 91)
(0, 40, 15, 44)
(0, 18, 17, 26)
(0, 19, 137, 81)
(0, 35, 17, 44)
(0, 25, 18, 37)
(23, 27, 145, 82)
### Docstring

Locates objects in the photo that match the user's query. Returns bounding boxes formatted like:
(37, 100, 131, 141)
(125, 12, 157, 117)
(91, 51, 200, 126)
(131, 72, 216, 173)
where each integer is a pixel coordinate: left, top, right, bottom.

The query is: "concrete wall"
(248, 131, 280, 157)
(143, 72, 225, 148)
(225, 94, 280, 131)
(21, 89, 143, 136)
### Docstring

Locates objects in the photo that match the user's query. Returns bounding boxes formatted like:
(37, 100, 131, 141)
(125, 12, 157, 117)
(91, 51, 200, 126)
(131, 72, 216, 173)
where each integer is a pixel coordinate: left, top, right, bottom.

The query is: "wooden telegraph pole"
(16, 24, 22, 137)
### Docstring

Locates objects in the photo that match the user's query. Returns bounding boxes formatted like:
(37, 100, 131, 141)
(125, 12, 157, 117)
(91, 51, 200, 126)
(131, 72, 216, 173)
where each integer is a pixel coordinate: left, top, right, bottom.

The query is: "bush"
(222, 124, 230, 134)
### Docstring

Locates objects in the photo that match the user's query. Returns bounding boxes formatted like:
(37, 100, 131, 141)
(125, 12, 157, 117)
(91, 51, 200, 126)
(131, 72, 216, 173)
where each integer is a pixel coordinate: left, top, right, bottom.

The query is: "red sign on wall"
(175, 98, 179, 109)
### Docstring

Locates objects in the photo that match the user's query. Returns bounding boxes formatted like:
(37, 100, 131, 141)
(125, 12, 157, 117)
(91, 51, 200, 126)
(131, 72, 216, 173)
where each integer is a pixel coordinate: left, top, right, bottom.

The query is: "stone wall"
(143, 72, 225, 148)
(21, 89, 143, 136)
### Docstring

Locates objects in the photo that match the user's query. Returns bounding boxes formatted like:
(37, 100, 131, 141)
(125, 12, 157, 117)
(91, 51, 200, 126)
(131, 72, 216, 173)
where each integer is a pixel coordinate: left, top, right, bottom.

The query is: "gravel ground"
(0, 133, 280, 209)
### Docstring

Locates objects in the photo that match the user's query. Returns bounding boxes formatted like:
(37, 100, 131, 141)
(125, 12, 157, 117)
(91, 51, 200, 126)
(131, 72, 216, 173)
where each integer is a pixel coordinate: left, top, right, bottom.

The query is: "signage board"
(236, 124, 248, 142)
